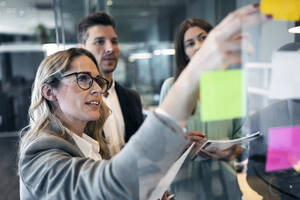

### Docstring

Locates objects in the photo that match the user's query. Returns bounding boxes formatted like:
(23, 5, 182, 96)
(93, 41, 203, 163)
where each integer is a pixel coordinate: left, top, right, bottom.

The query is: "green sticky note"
(200, 69, 246, 122)
(260, 0, 300, 21)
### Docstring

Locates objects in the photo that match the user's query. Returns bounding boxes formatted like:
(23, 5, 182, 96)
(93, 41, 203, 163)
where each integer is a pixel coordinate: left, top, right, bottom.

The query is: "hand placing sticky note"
(200, 69, 246, 122)
(260, 0, 300, 21)
(266, 126, 300, 172)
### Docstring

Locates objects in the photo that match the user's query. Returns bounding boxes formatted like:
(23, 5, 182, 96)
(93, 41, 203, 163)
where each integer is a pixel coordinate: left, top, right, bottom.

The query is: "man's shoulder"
(115, 81, 140, 99)
(250, 100, 288, 122)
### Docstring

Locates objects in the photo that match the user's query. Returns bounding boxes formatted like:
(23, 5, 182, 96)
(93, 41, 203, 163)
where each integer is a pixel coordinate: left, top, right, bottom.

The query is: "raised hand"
(187, 4, 272, 73)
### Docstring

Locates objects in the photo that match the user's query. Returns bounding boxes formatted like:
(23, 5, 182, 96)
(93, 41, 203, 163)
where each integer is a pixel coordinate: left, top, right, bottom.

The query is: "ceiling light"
(288, 26, 300, 33)
(107, 0, 113, 6)
(140, 11, 149, 17)
(153, 49, 175, 56)
(129, 52, 152, 62)
(43, 43, 75, 56)
(0, 1, 6, 7)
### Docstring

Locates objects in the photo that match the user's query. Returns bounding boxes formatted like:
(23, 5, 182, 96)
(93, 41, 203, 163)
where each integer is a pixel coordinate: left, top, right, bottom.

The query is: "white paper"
(198, 131, 261, 153)
(269, 51, 300, 99)
(192, 131, 261, 162)
(148, 143, 195, 200)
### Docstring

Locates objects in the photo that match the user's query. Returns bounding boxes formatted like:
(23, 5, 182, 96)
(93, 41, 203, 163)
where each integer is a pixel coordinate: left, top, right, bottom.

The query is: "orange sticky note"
(260, 0, 300, 21)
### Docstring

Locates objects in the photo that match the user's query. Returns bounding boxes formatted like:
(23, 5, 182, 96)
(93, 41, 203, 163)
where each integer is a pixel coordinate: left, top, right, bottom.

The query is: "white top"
(102, 80, 125, 156)
(72, 132, 102, 161)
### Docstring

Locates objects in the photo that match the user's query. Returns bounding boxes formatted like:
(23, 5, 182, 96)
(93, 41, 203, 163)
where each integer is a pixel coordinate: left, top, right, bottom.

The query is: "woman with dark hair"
(174, 18, 213, 81)
(160, 18, 213, 101)
(159, 18, 243, 200)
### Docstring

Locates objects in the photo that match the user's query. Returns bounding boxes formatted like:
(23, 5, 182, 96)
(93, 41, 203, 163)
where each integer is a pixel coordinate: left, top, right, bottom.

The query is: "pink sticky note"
(266, 126, 300, 172)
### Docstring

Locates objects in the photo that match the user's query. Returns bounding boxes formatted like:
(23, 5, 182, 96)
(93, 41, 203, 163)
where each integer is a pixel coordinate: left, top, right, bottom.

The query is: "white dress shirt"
(102, 80, 125, 156)
(72, 132, 102, 161)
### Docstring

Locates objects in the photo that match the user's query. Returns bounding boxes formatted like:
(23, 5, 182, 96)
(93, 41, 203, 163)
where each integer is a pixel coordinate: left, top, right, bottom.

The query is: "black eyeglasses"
(60, 72, 109, 94)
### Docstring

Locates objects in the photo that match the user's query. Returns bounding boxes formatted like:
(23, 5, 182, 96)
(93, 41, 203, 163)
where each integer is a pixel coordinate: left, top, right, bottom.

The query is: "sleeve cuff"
(154, 108, 187, 140)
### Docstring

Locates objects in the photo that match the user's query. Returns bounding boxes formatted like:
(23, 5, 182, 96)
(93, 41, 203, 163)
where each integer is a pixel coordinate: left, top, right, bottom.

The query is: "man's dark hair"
(77, 11, 116, 44)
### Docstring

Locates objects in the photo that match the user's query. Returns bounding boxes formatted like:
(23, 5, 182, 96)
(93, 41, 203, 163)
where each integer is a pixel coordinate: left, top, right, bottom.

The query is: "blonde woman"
(19, 48, 187, 200)
(19, 4, 270, 200)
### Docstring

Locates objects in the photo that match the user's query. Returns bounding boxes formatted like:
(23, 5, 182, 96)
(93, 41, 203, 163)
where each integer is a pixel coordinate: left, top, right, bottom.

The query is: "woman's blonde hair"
(20, 48, 111, 159)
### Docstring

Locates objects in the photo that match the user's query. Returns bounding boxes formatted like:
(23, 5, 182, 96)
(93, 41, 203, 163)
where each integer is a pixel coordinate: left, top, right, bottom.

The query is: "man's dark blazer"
(114, 81, 144, 142)
(247, 99, 300, 200)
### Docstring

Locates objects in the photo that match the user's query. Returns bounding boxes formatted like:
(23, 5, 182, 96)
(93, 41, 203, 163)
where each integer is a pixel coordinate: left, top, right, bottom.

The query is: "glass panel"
(1, 0, 299, 199)
(0, 1, 55, 199)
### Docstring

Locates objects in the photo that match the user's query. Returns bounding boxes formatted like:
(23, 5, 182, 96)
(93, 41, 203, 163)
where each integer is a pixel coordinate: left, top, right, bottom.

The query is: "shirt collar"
(108, 79, 115, 92)
(103, 79, 115, 99)
(63, 127, 100, 158)
(44, 119, 101, 159)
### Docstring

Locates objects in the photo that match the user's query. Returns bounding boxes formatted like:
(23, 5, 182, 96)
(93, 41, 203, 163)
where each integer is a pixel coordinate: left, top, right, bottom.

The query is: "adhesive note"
(266, 126, 300, 172)
(260, 0, 300, 21)
(200, 69, 246, 122)
(269, 52, 300, 99)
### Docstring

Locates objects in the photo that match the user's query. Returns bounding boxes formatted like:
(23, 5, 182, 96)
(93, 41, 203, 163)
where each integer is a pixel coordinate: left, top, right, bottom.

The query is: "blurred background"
(0, 0, 299, 199)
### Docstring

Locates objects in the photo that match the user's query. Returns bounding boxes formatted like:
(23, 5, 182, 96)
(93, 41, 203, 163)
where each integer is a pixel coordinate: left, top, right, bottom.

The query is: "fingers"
(188, 135, 206, 141)
(216, 13, 267, 41)
(242, 35, 255, 55)
(199, 145, 242, 161)
(222, 54, 241, 69)
(218, 33, 254, 68)
(159, 191, 168, 200)
(234, 145, 243, 156)
(213, 147, 234, 160)
(293, 161, 300, 172)
(233, 3, 260, 16)
(185, 3, 272, 74)
(218, 40, 242, 67)
(160, 191, 175, 200)
(219, 39, 242, 52)
(187, 131, 207, 143)
(198, 149, 217, 159)
(214, 4, 271, 41)
(188, 131, 206, 137)
(218, 145, 242, 161)
(220, 35, 253, 53)
(217, 4, 259, 30)
(218, 4, 261, 29)
(287, 155, 300, 172)
(188, 131, 207, 154)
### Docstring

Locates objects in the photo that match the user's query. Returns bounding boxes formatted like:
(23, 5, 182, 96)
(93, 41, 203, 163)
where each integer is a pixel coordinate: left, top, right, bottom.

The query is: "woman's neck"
(65, 124, 84, 137)
(54, 111, 86, 137)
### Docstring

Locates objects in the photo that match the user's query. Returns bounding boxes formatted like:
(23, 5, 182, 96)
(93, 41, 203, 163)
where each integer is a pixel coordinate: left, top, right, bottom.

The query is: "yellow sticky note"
(200, 69, 246, 122)
(260, 0, 300, 21)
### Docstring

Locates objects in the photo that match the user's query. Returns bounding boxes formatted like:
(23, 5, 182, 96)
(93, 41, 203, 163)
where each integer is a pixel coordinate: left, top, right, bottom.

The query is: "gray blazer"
(19, 112, 188, 200)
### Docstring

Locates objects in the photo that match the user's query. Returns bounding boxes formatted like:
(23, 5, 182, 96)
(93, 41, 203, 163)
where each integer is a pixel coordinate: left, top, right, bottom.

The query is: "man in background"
(77, 12, 144, 156)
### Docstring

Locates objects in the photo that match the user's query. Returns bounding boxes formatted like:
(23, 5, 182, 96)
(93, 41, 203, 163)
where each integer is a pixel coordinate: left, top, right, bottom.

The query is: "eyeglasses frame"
(60, 71, 109, 94)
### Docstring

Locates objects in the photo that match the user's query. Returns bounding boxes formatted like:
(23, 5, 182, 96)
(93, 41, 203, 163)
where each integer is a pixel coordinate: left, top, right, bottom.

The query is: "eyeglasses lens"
(74, 73, 107, 93)
(77, 73, 92, 89)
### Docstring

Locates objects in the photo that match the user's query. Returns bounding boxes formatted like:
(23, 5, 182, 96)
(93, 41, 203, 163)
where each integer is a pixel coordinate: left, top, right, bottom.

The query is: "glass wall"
(0, 0, 299, 199)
